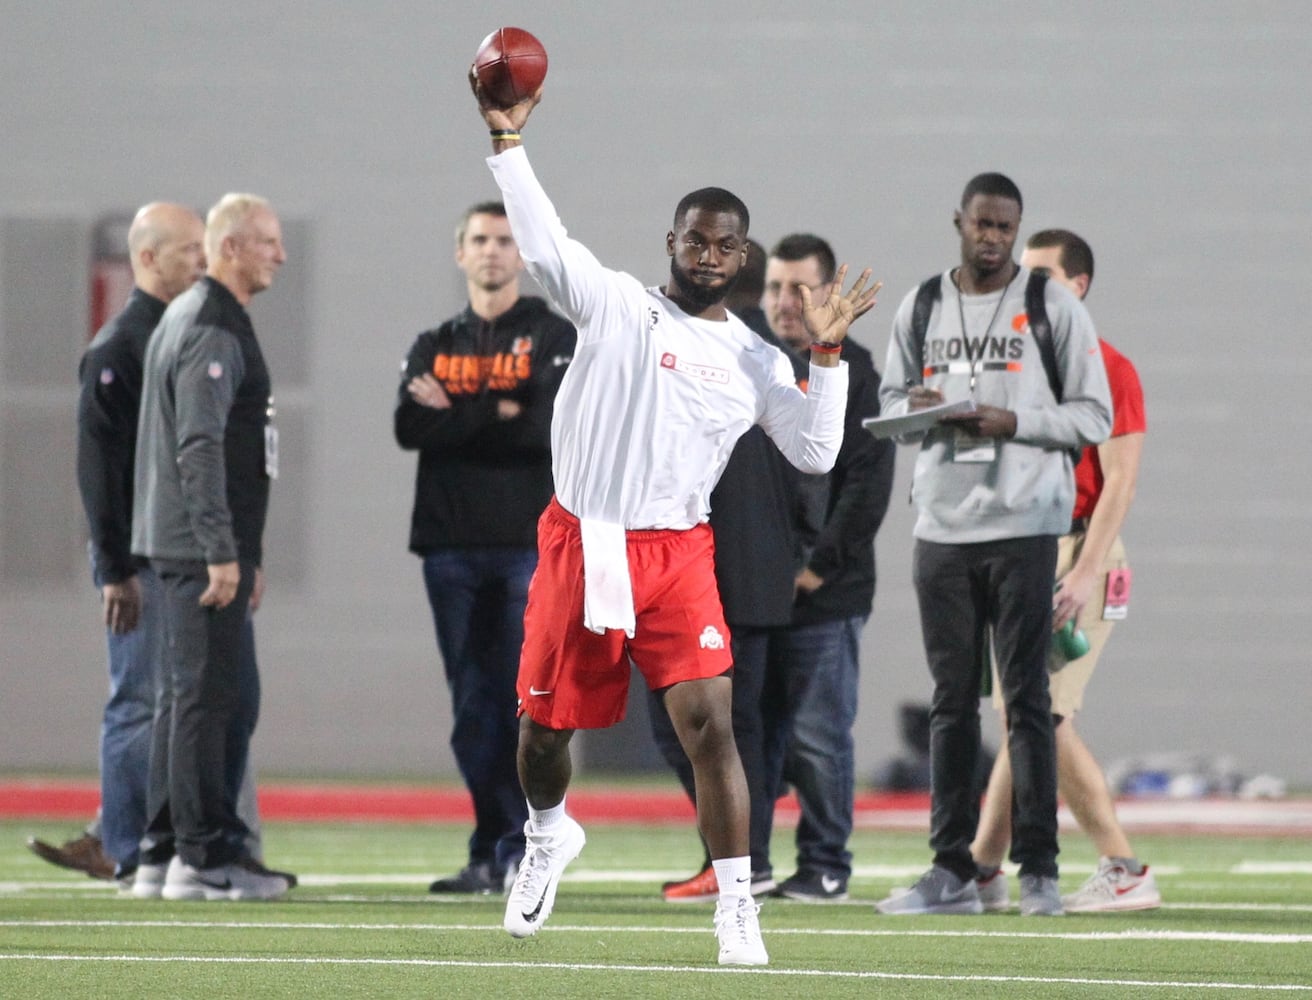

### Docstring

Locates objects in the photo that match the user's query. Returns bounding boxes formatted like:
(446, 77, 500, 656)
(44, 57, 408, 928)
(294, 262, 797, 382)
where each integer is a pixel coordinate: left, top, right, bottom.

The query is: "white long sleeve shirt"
(487, 145, 848, 532)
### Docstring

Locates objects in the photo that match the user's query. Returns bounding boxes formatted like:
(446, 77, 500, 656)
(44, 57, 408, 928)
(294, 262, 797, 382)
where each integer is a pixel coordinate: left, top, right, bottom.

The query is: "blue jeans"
(766, 616, 865, 880)
(99, 566, 164, 873)
(422, 548, 533, 872)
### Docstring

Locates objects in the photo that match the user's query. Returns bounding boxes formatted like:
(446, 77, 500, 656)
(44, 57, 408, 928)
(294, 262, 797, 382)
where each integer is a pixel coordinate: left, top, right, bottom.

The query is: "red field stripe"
(0, 782, 101, 819)
(0, 778, 930, 824)
(4, 779, 1307, 833)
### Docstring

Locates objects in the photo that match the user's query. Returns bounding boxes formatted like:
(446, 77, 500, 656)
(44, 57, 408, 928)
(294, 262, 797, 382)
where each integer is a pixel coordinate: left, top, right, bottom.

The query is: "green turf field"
(3, 818, 1310, 998)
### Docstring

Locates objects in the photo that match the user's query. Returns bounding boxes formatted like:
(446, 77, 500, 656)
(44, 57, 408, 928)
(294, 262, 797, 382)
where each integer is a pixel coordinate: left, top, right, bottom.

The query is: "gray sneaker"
(875, 866, 983, 915)
(1018, 874, 1064, 916)
(975, 867, 1011, 912)
(160, 855, 292, 902)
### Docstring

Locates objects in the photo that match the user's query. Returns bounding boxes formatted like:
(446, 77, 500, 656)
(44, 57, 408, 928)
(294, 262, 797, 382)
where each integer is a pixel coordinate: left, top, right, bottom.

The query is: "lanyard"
(954, 267, 1017, 396)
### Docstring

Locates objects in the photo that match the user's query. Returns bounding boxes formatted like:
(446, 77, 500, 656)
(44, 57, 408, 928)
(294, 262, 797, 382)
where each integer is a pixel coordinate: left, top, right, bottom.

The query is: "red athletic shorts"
(517, 497, 734, 730)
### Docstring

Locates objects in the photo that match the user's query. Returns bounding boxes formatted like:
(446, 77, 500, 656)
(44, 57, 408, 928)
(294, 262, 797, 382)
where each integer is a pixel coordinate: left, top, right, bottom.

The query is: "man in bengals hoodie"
(395, 200, 575, 896)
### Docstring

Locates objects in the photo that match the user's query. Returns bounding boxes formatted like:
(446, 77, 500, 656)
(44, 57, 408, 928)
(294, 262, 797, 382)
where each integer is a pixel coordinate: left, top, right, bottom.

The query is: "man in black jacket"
(395, 201, 575, 895)
(28, 204, 204, 885)
(132, 193, 293, 901)
(762, 233, 896, 902)
(656, 234, 896, 904)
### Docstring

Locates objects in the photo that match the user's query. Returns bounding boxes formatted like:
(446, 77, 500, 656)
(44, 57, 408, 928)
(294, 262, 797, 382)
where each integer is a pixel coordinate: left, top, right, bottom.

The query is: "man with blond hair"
(132, 193, 294, 901)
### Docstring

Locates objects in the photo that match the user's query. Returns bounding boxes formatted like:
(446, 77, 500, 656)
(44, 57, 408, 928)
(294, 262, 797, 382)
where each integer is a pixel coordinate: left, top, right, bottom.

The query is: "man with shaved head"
(28, 203, 205, 885)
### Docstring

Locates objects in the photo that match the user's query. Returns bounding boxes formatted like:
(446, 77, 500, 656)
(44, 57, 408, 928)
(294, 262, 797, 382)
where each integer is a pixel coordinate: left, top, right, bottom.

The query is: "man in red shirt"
(970, 229, 1159, 913)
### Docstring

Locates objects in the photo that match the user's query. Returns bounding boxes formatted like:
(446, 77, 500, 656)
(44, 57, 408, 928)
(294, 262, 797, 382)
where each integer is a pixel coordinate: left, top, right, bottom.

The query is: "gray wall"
(3, 1, 1309, 787)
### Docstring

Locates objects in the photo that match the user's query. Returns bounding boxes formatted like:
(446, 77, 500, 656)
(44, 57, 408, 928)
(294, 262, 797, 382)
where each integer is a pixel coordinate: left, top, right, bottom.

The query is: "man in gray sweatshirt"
(132, 193, 293, 902)
(874, 173, 1111, 918)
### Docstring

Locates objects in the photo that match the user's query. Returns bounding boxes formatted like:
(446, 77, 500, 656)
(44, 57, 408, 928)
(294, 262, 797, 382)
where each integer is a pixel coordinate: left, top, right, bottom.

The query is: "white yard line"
(3, 918, 1312, 944)
(0, 952, 1309, 992)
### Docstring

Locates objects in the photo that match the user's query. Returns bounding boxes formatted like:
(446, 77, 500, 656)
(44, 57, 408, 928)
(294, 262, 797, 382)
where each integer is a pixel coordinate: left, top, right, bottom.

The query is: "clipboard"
(862, 398, 977, 438)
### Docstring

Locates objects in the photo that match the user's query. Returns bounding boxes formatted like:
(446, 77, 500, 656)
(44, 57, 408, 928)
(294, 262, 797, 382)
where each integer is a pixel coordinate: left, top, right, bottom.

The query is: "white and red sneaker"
(1062, 858, 1161, 913)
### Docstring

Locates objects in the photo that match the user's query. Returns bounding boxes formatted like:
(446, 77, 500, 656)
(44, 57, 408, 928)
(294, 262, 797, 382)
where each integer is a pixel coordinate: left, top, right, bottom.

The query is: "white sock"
(529, 799, 565, 831)
(712, 856, 752, 901)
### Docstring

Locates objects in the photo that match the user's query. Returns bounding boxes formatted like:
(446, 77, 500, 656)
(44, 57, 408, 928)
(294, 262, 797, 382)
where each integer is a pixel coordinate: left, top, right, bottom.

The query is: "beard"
(668, 258, 735, 311)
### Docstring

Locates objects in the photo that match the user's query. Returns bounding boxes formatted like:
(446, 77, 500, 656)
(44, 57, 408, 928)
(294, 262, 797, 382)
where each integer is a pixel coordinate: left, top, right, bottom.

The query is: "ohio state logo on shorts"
(698, 625, 725, 650)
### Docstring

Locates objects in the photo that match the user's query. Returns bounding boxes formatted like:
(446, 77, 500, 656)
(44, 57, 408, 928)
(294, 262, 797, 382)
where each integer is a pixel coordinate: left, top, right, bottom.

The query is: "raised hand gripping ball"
(473, 27, 548, 109)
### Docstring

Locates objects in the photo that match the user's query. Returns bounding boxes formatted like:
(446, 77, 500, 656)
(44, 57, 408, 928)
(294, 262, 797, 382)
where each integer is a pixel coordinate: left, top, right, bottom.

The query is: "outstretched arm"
(799, 265, 881, 368)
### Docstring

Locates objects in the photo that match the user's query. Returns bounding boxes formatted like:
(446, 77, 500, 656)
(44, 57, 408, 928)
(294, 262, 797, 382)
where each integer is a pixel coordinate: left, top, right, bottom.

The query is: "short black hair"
(673, 187, 749, 234)
(725, 238, 767, 311)
(455, 200, 506, 244)
(1027, 228, 1095, 289)
(768, 232, 837, 283)
(960, 173, 1023, 214)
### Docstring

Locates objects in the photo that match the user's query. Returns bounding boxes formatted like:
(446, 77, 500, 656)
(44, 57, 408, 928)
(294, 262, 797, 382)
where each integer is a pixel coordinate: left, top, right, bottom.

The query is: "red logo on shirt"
(1011, 312, 1030, 333)
(659, 353, 729, 384)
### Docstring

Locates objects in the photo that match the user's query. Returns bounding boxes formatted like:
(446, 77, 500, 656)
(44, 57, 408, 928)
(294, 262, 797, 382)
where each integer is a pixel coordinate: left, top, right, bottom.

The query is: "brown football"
(473, 27, 548, 109)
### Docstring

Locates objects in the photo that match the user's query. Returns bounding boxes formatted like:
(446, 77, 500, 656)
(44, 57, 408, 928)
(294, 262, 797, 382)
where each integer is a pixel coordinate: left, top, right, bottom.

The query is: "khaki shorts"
(992, 532, 1128, 718)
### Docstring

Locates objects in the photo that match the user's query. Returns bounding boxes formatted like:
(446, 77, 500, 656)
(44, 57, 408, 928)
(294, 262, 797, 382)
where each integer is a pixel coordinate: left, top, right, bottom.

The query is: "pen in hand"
(907, 384, 945, 411)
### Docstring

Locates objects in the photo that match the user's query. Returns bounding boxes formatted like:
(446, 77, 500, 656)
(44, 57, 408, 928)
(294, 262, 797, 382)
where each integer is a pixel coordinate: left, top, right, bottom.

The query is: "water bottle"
(1054, 619, 1090, 660)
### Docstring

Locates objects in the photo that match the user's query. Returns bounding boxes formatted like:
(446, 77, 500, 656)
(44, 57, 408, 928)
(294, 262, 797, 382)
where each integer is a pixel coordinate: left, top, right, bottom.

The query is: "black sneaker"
(243, 856, 299, 890)
(429, 861, 502, 894)
(773, 869, 849, 902)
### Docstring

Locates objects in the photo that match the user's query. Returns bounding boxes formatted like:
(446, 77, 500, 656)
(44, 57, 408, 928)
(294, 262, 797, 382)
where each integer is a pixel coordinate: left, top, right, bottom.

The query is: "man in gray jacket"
(132, 193, 293, 901)
(874, 173, 1111, 917)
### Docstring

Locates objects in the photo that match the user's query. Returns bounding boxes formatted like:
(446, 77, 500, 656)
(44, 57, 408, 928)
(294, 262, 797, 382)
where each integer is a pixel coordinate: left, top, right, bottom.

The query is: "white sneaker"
(130, 861, 169, 900)
(714, 895, 768, 966)
(503, 816, 585, 938)
(975, 868, 1011, 912)
(160, 854, 292, 901)
(1062, 858, 1161, 913)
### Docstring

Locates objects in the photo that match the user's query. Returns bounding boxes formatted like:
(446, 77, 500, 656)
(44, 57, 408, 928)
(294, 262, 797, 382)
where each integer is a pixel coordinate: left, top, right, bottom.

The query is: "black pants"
(140, 560, 255, 869)
(913, 535, 1059, 881)
(647, 626, 785, 875)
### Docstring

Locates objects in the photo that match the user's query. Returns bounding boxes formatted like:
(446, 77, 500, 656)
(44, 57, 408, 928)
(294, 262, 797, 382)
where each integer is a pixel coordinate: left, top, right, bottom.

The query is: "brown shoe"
(27, 832, 116, 880)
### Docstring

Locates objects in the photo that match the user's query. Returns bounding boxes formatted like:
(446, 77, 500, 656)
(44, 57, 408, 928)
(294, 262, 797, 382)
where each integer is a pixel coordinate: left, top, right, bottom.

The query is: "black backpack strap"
(907, 275, 942, 386)
(1025, 271, 1060, 401)
(1025, 270, 1085, 464)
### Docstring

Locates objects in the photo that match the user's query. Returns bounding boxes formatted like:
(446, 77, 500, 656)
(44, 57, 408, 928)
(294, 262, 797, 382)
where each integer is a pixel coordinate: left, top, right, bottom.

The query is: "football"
(472, 27, 548, 109)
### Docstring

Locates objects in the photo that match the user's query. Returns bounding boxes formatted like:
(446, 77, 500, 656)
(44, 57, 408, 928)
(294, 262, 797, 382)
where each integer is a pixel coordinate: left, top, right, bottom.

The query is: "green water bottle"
(1054, 619, 1090, 660)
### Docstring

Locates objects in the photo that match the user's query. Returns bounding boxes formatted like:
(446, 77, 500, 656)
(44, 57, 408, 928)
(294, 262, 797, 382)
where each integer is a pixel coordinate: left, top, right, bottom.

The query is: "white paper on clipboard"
(862, 398, 977, 438)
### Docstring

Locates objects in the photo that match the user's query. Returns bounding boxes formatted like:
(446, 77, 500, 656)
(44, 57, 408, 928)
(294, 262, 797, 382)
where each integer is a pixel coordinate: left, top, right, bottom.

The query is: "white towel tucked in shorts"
(579, 517, 635, 637)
